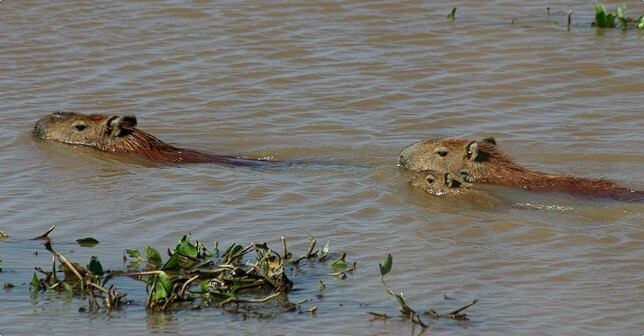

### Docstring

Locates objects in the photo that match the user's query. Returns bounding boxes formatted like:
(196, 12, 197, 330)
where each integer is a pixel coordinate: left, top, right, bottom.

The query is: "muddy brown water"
(1, 1, 643, 335)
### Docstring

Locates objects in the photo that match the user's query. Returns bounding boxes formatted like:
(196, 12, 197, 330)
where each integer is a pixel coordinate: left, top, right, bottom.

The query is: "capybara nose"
(398, 154, 406, 166)
(33, 118, 48, 138)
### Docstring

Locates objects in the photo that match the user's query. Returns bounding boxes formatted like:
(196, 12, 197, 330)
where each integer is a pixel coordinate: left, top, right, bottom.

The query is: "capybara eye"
(425, 176, 435, 184)
(436, 150, 448, 157)
(74, 124, 87, 131)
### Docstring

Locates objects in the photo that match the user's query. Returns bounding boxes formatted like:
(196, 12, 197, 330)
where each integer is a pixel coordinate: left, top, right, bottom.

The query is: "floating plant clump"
(368, 254, 478, 330)
(26, 226, 353, 316)
(592, 5, 643, 29)
(19, 227, 480, 330)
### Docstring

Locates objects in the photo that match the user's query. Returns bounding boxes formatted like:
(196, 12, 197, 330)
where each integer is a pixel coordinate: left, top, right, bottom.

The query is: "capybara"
(408, 170, 472, 195)
(399, 137, 643, 202)
(408, 169, 504, 206)
(33, 112, 265, 166)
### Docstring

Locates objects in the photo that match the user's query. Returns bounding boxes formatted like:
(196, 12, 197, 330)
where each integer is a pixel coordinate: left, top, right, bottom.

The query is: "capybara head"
(33, 112, 265, 166)
(398, 137, 515, 176)
(34, 112, 141, 150)
(32, 111, 183, 159)
(399, 137, 644, 202)
(408, 170, 472, 196)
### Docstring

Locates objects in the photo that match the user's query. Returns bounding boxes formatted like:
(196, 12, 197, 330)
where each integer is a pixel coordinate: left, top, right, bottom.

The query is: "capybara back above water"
(33, 112, 264, 166)
(399, 137, 643, 202)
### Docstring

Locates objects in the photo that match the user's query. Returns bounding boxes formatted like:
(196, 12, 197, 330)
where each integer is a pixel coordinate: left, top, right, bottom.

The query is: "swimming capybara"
(408, 169, 504, 206)
(399, 137, 643, 202)
(33, 112, 265, 166)
(408, 169, 472, 195)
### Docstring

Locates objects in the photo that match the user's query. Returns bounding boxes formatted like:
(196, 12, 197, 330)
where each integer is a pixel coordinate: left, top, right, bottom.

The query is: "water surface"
(1, 1, 642, 335)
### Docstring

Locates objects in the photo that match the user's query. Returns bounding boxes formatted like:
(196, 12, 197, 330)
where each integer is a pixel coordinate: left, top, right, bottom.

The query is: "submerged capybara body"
(408, 169, 504, 206)
(399, 137, 644, 202)
(33, 112, 265, 166)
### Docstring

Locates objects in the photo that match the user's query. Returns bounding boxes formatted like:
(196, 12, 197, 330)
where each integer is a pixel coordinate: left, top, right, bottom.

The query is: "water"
(1, 1, 642, 335)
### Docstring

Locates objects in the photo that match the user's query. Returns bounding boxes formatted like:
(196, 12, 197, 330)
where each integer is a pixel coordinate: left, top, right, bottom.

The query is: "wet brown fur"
(33, 112, 264, 166)
(399, 138, 644, 202)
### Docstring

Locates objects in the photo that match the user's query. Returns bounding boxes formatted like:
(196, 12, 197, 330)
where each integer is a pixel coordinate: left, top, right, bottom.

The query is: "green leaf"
(617, 17, 627, 29)
(76, 237, 99, 247)
(616, 5, 625, 19)
(594, 5, 607, 27)
(144, 246, 163, 267)
(447, 7, 457, 21)
(331, 261, 348, 269)
(594, 4, 606, 17)
(87, 256, 104, 276)
(226, 244, 244, 260)
(176, 234, 198, 259)
(163, 250, 200, 271)
(126, 249, 144, 261)
(330, 253, 348, 269)
(213, 241, 219, 257)
(31, 272, 41, 289)
(636, 15, 644, 29)
(162, 252, 190, 271)
(320, 241, 330, 260)
(162, 253, 180, 270)
(606, 13, 615, 28)
(379, 254, 393, 277)
(153, 272, 173, 301)
(62, 281, 74, 296)
(200, 279, 210, 292)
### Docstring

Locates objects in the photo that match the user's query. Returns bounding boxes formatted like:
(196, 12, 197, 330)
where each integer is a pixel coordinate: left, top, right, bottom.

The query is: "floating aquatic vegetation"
(447, 7, 457, 21)
(76, 237, 99, 247)
(28, 228, 352, 317)
(26, 227, 479, 325)
(444, 5, 643, 30)
(369, 254, 477, 330)
(29, 239, 127, 311)
(592, 5, 643, 29)
(31, 225, 55, 240)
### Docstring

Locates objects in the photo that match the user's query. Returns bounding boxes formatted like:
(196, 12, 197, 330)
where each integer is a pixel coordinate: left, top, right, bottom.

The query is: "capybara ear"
(482, 137, 496, 145)
(444, 173, 454, 188)
(466, 141, 479, 161)
(458, 169, 472, 182)
(121, 115, 137, 127)
(444, 173, 462, 188)
(104, 115, 134, 138)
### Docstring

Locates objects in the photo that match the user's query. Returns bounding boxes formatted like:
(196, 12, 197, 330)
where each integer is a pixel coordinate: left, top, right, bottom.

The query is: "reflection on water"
(0, 0, 642, 335)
